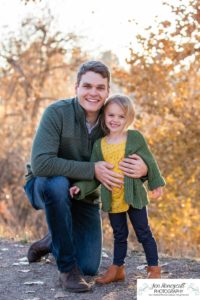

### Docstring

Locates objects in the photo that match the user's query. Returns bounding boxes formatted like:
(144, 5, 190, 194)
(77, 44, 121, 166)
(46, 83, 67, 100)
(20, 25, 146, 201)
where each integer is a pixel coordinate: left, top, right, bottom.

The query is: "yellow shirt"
(101, 137, 129, 213)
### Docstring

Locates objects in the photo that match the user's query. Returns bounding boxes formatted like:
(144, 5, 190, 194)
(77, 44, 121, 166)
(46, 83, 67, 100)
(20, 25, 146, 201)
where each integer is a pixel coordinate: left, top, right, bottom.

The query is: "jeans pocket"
(24, 177, 40, 210)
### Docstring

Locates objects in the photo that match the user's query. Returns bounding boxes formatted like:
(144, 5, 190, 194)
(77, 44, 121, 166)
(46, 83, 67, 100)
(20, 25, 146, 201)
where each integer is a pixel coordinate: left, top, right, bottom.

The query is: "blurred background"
(0, 0, 199, 258)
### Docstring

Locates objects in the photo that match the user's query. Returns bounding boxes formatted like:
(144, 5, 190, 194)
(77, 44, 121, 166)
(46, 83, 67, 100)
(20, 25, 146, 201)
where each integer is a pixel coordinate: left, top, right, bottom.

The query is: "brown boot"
(95, 264, 125, 284)
(147, 266, 161, 278)
(59, 265, 91, 293)
(27, 233, 51, 263)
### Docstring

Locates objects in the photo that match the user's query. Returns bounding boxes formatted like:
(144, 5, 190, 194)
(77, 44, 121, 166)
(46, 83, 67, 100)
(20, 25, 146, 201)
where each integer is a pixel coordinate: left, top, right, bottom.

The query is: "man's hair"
(101, 94, 135, 134)
(76, 61, 111, 86)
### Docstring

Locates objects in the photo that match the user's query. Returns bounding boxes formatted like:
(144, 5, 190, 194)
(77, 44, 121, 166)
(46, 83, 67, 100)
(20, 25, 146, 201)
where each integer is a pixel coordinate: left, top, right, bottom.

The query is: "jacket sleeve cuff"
(148, 177, 166, 190)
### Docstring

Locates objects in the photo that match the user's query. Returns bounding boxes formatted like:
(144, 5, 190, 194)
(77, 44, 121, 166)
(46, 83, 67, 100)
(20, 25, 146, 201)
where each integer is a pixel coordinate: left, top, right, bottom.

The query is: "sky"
(0, 0, 174, 65)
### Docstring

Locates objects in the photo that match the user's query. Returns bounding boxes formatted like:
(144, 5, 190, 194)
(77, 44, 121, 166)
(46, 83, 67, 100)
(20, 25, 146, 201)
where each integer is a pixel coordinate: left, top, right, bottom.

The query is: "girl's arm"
(134, 131, 166, 190)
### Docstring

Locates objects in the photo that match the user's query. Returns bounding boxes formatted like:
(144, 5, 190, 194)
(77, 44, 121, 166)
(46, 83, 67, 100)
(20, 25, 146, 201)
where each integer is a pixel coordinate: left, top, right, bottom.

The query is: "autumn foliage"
(0, 0, 200, 257)
(112, 0, 200, 256)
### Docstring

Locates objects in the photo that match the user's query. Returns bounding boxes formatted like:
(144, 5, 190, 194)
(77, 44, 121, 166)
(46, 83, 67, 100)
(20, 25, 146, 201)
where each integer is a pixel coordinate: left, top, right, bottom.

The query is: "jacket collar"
(73, 97, 103, 135)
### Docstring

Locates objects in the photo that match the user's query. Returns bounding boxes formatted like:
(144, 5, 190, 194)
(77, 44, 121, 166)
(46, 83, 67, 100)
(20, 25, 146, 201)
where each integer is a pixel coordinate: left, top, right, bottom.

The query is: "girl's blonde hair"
(101, 94, 135, 134)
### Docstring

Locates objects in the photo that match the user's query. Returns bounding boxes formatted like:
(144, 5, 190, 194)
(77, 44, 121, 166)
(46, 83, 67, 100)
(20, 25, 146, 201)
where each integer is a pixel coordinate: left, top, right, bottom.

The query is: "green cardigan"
(74, 130, 165, 211)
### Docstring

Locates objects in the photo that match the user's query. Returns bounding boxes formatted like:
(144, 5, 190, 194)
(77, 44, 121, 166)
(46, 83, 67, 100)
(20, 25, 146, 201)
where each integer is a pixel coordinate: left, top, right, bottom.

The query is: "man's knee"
(36, 176, 70, 204)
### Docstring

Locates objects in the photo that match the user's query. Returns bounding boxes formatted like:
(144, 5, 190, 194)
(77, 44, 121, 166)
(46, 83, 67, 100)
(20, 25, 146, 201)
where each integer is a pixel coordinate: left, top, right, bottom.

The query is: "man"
(24, 61, 147, 293)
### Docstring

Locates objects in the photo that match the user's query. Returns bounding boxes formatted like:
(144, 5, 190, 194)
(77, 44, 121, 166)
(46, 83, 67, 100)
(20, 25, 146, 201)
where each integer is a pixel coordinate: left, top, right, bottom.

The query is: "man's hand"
(69, 186, 80, 198)
(95, 161, 124, 191)
(118, 154, 148, 178)
(150, 187, 163, 199)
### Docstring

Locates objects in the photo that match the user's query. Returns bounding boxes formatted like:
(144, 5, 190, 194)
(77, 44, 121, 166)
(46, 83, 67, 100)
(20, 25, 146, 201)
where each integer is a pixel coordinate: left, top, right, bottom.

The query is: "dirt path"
(0, 238, 200, 300)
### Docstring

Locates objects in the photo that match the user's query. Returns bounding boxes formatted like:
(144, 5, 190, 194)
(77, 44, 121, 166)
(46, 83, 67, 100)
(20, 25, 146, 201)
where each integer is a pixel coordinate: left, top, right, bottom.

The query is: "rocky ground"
(0, 238, 200, 300)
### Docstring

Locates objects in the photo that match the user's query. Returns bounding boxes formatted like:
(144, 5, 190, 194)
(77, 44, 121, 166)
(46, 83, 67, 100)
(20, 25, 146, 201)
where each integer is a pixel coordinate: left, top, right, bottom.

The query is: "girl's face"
(104, 102, 127, 135)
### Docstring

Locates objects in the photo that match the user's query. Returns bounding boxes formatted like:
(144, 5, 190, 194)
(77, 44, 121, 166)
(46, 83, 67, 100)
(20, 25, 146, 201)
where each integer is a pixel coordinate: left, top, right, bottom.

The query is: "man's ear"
(75, 83, 78, 95)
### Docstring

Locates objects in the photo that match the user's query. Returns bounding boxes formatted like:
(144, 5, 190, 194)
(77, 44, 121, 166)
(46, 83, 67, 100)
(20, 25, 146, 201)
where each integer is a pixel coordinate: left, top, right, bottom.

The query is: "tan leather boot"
(147, 266, 161, 278)
(95, 264, 125, 284)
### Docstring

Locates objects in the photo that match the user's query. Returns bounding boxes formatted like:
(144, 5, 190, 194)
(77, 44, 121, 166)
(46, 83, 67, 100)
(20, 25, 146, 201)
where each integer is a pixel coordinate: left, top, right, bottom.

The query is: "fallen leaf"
(102, 251, 109, 258)
(161, 262, 169, 267)
(14, 244, 25, 248)
(18, 269, 30, 273)
(18, 257, 28, 262)
(137, 264, 147, 270)
(44, 258, 51, 264)
(13, 262, 29, 266)
(24, 281, 44, 285)
(54, 291, 68, 298)
(24, 298, 40, 300)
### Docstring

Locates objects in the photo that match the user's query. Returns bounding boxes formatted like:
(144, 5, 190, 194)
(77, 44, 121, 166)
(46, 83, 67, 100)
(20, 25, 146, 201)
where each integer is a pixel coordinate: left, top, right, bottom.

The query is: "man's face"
(75, 71, 109, 116)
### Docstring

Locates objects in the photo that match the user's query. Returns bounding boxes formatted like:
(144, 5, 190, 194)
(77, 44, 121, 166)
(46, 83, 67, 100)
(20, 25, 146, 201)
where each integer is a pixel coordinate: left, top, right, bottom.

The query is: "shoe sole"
(95, 278, 125, 284)
(64, 287, 91, 293)
(60, 279, 91, 293)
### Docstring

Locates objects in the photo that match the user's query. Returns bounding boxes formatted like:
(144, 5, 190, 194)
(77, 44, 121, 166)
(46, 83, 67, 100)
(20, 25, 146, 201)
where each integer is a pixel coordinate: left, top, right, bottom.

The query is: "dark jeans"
(109, 206, 158, 266)
(24, 176, 102, 275)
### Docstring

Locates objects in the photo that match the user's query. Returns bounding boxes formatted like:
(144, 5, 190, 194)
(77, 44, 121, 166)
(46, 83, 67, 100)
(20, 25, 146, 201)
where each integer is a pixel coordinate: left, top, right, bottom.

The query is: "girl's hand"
(150, 187, 163, 199)
(69, 186, 80, 198)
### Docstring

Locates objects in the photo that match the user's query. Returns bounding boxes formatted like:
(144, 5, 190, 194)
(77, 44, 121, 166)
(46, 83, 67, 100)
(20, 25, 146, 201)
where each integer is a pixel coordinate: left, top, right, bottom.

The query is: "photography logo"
(137, 279, 200, 300)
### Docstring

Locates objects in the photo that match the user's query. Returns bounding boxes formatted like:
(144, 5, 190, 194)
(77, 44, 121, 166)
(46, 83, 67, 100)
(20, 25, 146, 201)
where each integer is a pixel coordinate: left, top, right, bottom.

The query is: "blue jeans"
(109, 206, 158, 266)
(24, 176, 102, 275)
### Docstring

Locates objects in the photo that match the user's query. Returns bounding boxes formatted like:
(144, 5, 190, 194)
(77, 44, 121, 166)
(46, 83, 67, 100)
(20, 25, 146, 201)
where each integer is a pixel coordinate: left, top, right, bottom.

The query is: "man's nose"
(89, 87, 98, 95)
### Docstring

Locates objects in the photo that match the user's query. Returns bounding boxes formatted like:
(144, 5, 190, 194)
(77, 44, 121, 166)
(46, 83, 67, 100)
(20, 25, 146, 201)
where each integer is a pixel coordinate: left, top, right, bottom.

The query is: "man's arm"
(94, 161, 124, 191)
(31, 106, 94, 180)
(94, 155, 147, 190)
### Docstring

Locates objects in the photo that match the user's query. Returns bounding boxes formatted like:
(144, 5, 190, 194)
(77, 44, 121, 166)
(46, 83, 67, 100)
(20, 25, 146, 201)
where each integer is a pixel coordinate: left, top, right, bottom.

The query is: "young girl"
(70, 94, 165, 283)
